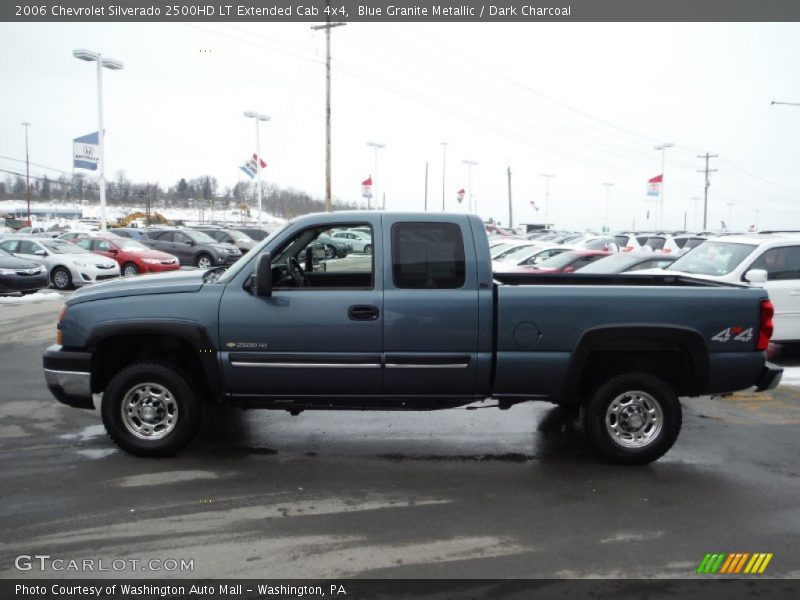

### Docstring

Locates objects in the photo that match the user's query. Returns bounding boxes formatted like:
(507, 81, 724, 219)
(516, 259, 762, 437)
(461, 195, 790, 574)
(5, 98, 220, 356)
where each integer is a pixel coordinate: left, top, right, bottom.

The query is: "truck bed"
(493, 272, 740, 288)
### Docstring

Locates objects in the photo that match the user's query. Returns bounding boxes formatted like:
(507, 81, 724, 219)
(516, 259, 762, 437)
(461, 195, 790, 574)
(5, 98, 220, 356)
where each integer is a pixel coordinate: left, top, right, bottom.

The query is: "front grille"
(15, 269, 42, 276)
(96, 274, 118, 281)
(96, 264, 115, 270)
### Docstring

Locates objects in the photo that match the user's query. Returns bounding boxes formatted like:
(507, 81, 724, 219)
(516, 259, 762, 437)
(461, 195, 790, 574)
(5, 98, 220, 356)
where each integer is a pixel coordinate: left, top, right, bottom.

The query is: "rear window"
(669, 241, 756, 276)
(392, 222, 466, 289)
(645, 237, 666, 250)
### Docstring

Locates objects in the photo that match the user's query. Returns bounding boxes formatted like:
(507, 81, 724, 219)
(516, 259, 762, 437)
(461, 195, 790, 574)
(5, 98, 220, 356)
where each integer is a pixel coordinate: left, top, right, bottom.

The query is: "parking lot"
(0, 296, 799, 579)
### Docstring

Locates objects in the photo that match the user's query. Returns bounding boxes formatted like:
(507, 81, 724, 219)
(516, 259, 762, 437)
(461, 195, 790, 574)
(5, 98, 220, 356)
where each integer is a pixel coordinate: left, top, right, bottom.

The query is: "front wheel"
(51, 266, 73, 290)
(364, 244, 372, 255)
(101, 362, 202, 457)
(122, 262, 140, 277)
(196, 254, 212, 269)
(583, 372, 681, 465)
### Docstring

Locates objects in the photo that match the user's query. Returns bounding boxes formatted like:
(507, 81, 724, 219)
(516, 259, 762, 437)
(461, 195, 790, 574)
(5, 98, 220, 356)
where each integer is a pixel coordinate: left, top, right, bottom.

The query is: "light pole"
(243, 111, 270, 228)
(602, 182, 614, 232)
(541, 174, 554, 228)
(73, 49, 123, 231)
(366, 141, 385, 210)
(440, 142, 448, 211)
(654, 142, 673, 229)
(22, 122, 31, 225)
(461, 160, 478, 214)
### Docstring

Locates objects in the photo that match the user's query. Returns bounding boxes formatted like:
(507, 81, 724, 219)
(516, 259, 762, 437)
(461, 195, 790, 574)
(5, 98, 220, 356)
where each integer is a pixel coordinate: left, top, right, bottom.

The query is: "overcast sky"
(1, 21, 799, 231)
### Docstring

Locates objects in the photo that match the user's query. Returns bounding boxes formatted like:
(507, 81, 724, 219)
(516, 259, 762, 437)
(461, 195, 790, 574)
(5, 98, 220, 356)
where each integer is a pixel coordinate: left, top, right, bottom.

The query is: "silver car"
(0, 237, 120, 290)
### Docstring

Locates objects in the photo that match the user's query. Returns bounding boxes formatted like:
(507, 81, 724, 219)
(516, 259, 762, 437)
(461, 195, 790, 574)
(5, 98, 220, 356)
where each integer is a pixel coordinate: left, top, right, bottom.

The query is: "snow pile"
(0, 290, 64, 304)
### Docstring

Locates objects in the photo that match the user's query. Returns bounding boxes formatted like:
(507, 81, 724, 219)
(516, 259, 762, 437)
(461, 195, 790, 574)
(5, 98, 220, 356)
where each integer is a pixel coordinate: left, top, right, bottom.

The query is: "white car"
(0, 237, 120, 290)
(331, 230, 373, 254)
(492, 243, 572, 272)
(489, 239, 530, 259)
(641, 233, 800, 342)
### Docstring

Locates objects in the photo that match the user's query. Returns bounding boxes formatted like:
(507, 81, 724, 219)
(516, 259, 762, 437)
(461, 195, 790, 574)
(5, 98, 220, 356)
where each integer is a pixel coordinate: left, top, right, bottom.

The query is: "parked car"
(490, 239, 530, 259)
(578, 252, 679, 274)
(492, 244, 572, 273)
(673, 234, 708, 254)
(44, 211, 780, 464)
(75, 235, 180, 277)
(642, 233, 800, 342)
(58, 231, 120, 243)
(520, 249, 612, 273)
(643, 234, 681, 254)
(0, 247, 48, 294)
(143, 228, 241, 268)
(236, 227, 272, 242)
(317, 234, 351, 258)
(112, 228, 153, 241)
(15, 226, 49, 237)
(575, 236, 621, 252)
(331, 230, 373, 254)
(0, 237, 120, 290)
(193, 227, 256, 253)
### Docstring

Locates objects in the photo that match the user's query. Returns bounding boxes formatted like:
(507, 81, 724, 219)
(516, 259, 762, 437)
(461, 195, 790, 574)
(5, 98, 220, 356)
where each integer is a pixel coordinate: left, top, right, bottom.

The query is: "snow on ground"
(0, 290, 64, 304)
(779, 366, 800, 387)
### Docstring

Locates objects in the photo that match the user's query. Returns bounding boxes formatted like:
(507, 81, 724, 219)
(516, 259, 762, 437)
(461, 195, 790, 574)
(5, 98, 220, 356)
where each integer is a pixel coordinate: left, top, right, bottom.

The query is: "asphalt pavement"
(1, 297, 799, 580)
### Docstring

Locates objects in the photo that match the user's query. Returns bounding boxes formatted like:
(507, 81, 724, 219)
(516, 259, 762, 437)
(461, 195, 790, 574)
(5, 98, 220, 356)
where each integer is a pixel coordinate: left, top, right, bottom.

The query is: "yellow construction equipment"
(115, 211, 168, 227)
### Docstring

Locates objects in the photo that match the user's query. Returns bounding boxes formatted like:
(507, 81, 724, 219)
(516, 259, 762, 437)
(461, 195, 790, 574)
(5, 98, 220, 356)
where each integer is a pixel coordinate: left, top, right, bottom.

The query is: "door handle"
(348, 305, 380, 321)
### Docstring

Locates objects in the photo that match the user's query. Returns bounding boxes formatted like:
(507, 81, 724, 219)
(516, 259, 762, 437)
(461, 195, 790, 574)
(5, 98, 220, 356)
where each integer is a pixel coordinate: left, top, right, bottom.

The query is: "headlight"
(0, 268, 14, 275)
(142, 258, 161, 265)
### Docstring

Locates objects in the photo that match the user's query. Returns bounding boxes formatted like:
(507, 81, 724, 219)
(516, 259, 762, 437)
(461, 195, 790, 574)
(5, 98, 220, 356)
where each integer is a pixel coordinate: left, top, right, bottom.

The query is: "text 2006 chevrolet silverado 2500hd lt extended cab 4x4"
(43, 212, 782, 464)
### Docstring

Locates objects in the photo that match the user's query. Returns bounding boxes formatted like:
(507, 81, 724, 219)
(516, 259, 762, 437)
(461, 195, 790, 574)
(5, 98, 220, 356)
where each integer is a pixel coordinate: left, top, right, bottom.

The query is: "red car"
(75, 235, 180, 277)
(516, 249, 612, 273)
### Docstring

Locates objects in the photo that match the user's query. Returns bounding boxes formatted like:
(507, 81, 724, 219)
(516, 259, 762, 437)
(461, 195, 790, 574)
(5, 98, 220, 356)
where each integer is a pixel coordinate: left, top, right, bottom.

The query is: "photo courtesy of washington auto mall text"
(1, 0, 800, 599)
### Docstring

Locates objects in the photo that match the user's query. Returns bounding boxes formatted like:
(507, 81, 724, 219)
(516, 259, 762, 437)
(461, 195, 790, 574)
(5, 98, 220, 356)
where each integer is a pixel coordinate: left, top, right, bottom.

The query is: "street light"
(73, 48, 124, 231)
(366, 141, 385, 210)
(440, 142, 448, 211)
(654, 142, 673, 229)
(541, 174, 554, 227)
(602, 182, 614, 232)
(243, 111, 270, 228)
(461, 160, 478, 214)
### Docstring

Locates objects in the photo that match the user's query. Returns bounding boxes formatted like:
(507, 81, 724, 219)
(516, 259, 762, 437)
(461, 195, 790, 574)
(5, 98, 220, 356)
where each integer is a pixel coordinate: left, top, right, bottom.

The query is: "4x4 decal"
(711, 326, 754, 343)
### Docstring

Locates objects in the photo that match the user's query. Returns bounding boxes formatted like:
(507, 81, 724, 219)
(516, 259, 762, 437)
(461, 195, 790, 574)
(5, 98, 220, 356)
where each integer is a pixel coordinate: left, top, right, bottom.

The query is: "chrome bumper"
(44, 368, 91, 397)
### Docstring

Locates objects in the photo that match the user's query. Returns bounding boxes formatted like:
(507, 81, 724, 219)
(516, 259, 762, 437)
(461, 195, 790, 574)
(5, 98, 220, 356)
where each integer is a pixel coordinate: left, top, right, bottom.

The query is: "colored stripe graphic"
(699, 553, 773, 575)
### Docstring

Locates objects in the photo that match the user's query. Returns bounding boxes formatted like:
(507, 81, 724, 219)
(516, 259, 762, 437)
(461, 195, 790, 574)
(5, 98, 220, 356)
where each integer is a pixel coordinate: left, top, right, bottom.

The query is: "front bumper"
(0, 272, 49, 293)
(43, 344, 94, 409)
(755, 362, 783, 392)
(72, 264, 121, 286)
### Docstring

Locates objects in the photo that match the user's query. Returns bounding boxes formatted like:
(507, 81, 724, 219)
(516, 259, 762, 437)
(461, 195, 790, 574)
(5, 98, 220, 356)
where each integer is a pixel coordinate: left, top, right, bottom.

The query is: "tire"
(196, 254, 213, 269)
(51, 266, 73, 290)
(364, 244, 372, 255)
(122, 262, 140, 277)
(101, 362, 202, 457)
(583, 372, 681, 465)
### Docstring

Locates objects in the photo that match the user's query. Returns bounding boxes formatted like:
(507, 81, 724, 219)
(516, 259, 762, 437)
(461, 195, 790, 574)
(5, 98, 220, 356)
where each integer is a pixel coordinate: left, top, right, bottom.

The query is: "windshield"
(41, 240, 90, 254)
(188, 230, 218, 244)
(115, 239, 149, 251)
(668, 241, 756, 276)
(497, 244, 536, 262)
(535, 251, 584, 269)
(578, 254, 633, 273)
(216, 223, 289, 284)
(228, 230, 252, 241)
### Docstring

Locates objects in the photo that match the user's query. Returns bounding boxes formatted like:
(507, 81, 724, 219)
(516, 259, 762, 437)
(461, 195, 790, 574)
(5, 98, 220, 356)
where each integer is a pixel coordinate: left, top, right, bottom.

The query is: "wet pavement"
(1, 299, 799, 579)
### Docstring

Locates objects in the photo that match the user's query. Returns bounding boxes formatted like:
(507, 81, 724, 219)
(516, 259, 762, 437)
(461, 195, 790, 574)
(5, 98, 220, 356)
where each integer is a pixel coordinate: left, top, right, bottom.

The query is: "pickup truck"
(43, 212, 782, 464)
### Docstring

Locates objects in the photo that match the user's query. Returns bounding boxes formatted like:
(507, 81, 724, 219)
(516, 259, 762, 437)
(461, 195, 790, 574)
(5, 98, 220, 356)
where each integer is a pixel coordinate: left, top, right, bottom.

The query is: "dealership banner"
(72, 131, 99, 171)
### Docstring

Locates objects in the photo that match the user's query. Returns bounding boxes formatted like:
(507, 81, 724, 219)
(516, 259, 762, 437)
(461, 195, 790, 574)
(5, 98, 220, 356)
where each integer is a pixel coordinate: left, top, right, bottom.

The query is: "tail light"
(662, 248, 672, 254)
(56, 304, 67, 345)
(757, 299, 774, 351)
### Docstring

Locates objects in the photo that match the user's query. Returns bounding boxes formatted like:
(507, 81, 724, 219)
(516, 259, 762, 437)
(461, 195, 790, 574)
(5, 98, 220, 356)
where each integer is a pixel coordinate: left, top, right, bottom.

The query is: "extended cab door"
(382, 216, 482, 397)
(218, 217, 384, 398)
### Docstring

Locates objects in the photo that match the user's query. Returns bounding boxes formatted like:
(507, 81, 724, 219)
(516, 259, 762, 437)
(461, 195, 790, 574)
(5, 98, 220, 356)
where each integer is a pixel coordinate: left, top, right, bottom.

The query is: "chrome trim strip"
(230, 362, 382, 369)
(385, 363, 469, 369)
(44, 368, 92, 397)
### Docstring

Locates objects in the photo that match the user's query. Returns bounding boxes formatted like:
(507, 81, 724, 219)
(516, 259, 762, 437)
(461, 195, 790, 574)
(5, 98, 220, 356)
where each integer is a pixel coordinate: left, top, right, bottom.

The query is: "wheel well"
(576, 350, 696, 401)
(92, 334, 209, 400)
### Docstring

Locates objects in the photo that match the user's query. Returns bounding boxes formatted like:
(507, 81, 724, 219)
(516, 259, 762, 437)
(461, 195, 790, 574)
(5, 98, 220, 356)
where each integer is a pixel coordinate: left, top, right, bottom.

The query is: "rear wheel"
(583, 372, 681, 465)
(101, 362, 202, 457)
(122, 262, 140, 277)
(51, 266, 73, 290)
(196, 254, 212, 269)
(364, 244, 372, 255)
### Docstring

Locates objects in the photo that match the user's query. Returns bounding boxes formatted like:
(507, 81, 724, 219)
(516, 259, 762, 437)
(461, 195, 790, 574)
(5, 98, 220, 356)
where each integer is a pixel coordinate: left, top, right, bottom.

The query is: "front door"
(219, 218, 384, 399)
(748, 245, 800, 341)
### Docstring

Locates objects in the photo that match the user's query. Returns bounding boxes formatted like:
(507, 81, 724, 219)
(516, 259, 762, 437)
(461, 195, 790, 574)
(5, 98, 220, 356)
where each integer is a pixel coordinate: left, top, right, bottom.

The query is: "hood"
(66, 269, 205, 306)
(61, 252, 117, 267)
(0, 254, 42, 270)
(126, 248, 177, 261)
(214, 242, 241, 253)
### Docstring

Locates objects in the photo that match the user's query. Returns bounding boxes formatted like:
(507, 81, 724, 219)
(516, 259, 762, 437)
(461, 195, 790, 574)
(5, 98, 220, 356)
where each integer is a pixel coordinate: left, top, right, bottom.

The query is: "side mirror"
(109, 248, 119, 255)
(563, 266, 575, 273)
(745, 269, 768, 284)
(185, 240, 195, 246)
(34, 249, 46, 256)
(254, 252, 272, 297)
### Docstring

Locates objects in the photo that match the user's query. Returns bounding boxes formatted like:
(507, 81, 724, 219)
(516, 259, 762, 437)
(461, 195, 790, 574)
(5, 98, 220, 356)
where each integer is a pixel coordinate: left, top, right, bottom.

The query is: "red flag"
(648, 174, 663, 184)
(253, 154, 267, 168)
(362, 176, 373, 186)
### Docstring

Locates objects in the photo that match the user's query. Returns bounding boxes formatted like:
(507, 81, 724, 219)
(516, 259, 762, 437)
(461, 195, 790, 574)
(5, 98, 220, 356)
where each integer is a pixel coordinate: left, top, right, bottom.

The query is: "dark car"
(519, 249, 612, 273)
(143, 228, 241, 268)
(578, 252, 679, 274)
(112, 228, 152, 241)
(193, 228, 256, 254)
(0, 247, 49, 294)
(236, 227, 272, 242)
(317, 234, 351, 258)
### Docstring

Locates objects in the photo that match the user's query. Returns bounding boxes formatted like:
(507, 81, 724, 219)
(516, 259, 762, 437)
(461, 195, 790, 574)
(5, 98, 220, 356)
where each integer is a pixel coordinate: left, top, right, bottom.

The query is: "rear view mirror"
(745, 269, 768, 284)
(254, 252, 272, 297)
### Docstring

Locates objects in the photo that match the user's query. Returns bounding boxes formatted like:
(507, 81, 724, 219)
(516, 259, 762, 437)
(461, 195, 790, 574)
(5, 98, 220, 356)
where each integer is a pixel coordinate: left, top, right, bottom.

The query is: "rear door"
(748, 245, 800, 341)
(382, 216, 480, 397)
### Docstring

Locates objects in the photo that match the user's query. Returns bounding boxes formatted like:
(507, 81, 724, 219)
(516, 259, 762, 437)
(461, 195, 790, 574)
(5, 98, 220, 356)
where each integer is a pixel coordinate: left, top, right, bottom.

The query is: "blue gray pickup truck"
(43, 212, 782, 464)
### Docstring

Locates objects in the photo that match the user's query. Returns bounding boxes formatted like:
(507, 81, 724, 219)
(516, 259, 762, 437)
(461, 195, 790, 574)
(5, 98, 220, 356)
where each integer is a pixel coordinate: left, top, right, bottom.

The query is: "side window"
(18, 241, 39, 254)
(174, 232, 191, 244)
(96, 240, 114, 251)
(76, 239, 93, 250)
(392, 222, 466, 289)
(0, 240, 18, 253)
(750, 247, 800, 281)
(115, 230, 131, 238)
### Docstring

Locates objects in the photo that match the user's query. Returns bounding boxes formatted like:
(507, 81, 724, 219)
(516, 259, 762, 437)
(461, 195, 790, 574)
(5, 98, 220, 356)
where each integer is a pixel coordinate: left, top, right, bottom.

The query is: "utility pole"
(312, 7, 345, 212)
(541, 174, 554, 228)
(366, 141, 385, 210)
(22, 122, 31, 225)
(423, 161, 429, 211)
(462, 159, 478, 214)
(507, 165, 513, 229)
(654, 143, 673, 229)
(440, 142, 448, 211)
(698, 152, 718, 230)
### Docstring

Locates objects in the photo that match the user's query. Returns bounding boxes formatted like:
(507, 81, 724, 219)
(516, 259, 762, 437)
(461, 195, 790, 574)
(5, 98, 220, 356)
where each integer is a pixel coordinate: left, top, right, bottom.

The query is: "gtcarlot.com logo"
(14, 554, 194, 572)
(697, 552, 773, 575)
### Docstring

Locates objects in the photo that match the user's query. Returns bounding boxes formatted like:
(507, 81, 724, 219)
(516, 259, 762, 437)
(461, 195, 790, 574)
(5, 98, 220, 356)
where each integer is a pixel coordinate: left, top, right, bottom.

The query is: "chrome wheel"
(605, 390, 663, 449)
(123, 264, 139, 277)
(197, 255, 212, 269)
(52, 268, 70, 289)
(120, 382, 179, 440)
